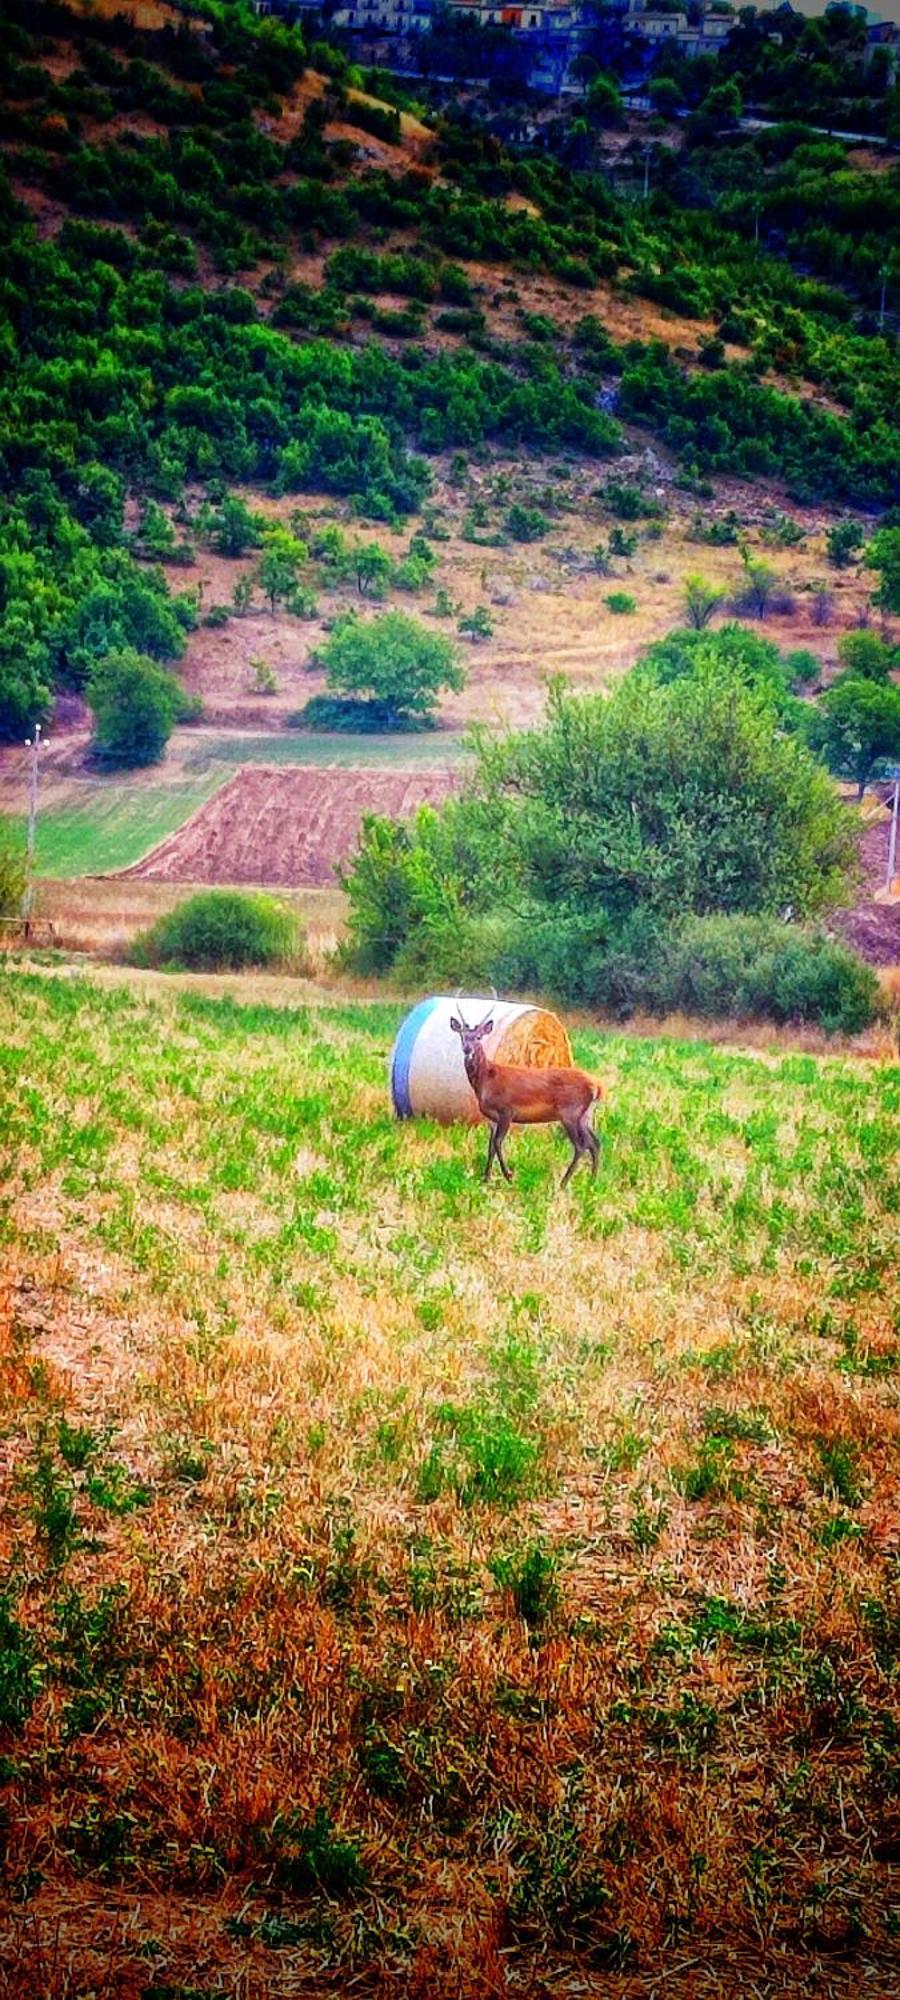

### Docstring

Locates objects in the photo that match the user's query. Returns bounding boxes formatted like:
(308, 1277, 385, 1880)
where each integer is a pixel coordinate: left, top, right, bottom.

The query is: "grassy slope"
(22, 771, 226, 877)
(0, 969, 897, 1995)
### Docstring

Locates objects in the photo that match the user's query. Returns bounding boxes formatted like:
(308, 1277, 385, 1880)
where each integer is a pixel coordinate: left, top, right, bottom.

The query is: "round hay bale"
(390, 995, 572, 1125)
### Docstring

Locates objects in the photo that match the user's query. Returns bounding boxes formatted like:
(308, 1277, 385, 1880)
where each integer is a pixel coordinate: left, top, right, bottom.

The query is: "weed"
(86, 1459, 152, 1516)
(24, 1448, 82, 1567)
(422, 1402, 539, 1507)
(629, 1494, 669, 1552)
(675, 1436, 744, 1503)
(0, 1593, 41, 1731)
(267, 1806, 366, 1897)
(489, 1539, 560, 1628)
(646, 1692, 719, 1761)
(57, 1417, 103, 1470)
(814, 1438, 863, 1508)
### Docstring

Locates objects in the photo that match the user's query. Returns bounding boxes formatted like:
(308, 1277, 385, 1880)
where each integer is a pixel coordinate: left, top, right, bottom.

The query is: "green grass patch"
(6, 774, 226, 878)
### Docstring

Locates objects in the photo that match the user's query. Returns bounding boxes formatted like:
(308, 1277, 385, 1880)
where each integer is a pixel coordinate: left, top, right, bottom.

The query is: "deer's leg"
(483, 1121, 497, 1181)
(493, 1110, 514, 1183)
(560, 1117, 583, 1189)
(580, 1118, 600, 1177)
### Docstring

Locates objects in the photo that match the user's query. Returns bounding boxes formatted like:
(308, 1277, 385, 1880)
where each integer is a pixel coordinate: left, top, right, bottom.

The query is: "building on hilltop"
(624, 2, 736, 61)
(864, 19, 900, 84)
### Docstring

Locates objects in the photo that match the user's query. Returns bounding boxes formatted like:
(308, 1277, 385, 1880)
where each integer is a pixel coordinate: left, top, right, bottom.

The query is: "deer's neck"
(464, 1045, 490, 1100)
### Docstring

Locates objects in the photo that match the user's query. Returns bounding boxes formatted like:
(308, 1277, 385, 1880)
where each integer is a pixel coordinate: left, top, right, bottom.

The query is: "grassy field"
(0, 732, 467, 884)
(2, 774, 227, 880)
(0, 968, 898, 1997)
(182, 731, 470, 771)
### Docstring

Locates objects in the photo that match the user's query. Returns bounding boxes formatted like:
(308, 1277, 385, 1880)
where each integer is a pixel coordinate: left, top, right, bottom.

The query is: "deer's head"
(449, 998, 495, 1065)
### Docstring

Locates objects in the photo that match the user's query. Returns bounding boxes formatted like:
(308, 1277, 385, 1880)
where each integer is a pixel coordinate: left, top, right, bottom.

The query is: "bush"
(86, 649, 191, 767)
(655, 915, 879, 1036)
(837, 631, 897, 684)
(0, 827, 26, 919)
(683, 575, 725, 630)
(601, 480, 662, 522)
(134, 890, 301, 971)
(827, 520, 864, 568)
(505, 504, 549, 543)
(605, 592, 636, 615)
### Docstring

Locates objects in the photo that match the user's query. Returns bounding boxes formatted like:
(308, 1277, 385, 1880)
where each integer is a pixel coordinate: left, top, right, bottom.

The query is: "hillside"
(0, 968, 898, 1996)
(2, 0, 899, 761)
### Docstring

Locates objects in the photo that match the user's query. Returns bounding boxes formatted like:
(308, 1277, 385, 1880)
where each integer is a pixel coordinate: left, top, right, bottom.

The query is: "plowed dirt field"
(125, 764, 458, 886)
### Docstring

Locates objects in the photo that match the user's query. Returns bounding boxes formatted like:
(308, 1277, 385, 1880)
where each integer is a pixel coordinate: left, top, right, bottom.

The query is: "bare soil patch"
(124, 763, 458, 886)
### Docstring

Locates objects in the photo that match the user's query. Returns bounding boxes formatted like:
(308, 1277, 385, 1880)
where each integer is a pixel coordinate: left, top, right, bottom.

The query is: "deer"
(449, 998, 605, 1188)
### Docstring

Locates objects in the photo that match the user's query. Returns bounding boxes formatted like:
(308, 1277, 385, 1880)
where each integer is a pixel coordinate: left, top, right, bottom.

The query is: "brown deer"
(449, 1001, 605, 1187)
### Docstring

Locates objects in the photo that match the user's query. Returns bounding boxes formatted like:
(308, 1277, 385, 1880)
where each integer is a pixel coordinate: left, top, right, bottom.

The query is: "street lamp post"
(22, 721, 44, 935)
(886, 766, 900, 897)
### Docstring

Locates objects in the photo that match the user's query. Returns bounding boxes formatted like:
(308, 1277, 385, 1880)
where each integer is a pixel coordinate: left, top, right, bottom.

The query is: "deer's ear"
(449, 1016, 462, 1034)
(480, 1018, 494, 1037)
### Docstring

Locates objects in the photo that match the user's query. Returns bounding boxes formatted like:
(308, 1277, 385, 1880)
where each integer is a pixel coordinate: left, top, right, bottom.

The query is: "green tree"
(587, 71, 623, 125)
(86, 649, 189, 767)
(354, 543, 394, 597)
(319, 611, 464, 728)
(482, 666, 854, 922)
(837, 630, 897, 683)
(866, 526, 900, 614)
(648, 76, 684, 118)
(826, 520, 864, 568)
(683, 575, 725, 630)
(257, 531, 308, 614)
(208, 495, 265, 558)
(809, 678, 900, 799)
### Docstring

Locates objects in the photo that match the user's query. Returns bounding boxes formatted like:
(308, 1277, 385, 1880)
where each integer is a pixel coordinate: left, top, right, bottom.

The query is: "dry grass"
(28, 877, 346, 964)
(0, 966, 897, 1997)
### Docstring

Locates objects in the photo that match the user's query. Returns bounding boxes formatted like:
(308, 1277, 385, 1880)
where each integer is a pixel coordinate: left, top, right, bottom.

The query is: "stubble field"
(0, 967, 897, 1998)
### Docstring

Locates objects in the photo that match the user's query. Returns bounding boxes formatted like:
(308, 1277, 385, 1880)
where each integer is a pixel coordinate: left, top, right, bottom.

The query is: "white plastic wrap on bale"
(390, 995, 572, 1125)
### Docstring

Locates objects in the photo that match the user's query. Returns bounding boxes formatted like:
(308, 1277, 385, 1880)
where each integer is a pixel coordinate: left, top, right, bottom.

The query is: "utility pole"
(22, 721, 44, 935)
(887, 770, 900, 897)
(878, 264, 888, 334)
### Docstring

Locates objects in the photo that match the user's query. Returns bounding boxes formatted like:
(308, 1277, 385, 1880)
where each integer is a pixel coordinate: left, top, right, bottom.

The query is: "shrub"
(0, 827, 26, 919)
(605, 592, 635, 614)
(505, 504, 549, 543)
(836, 631, 897, 684)
(733, 558, 779, 620)
(601, 481, 662, 522)
(490, 1540, 560, 1628)
(683, 575, 725, 629)
(86, 649, 190, 767)
(248, 657, 278, 695)
(207, 495, 264, 558)
(655, 915, 878, 1035)
(459, 605, 494, 641)
(135, 890, 301, 971)
(827, 520, 864, 568)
